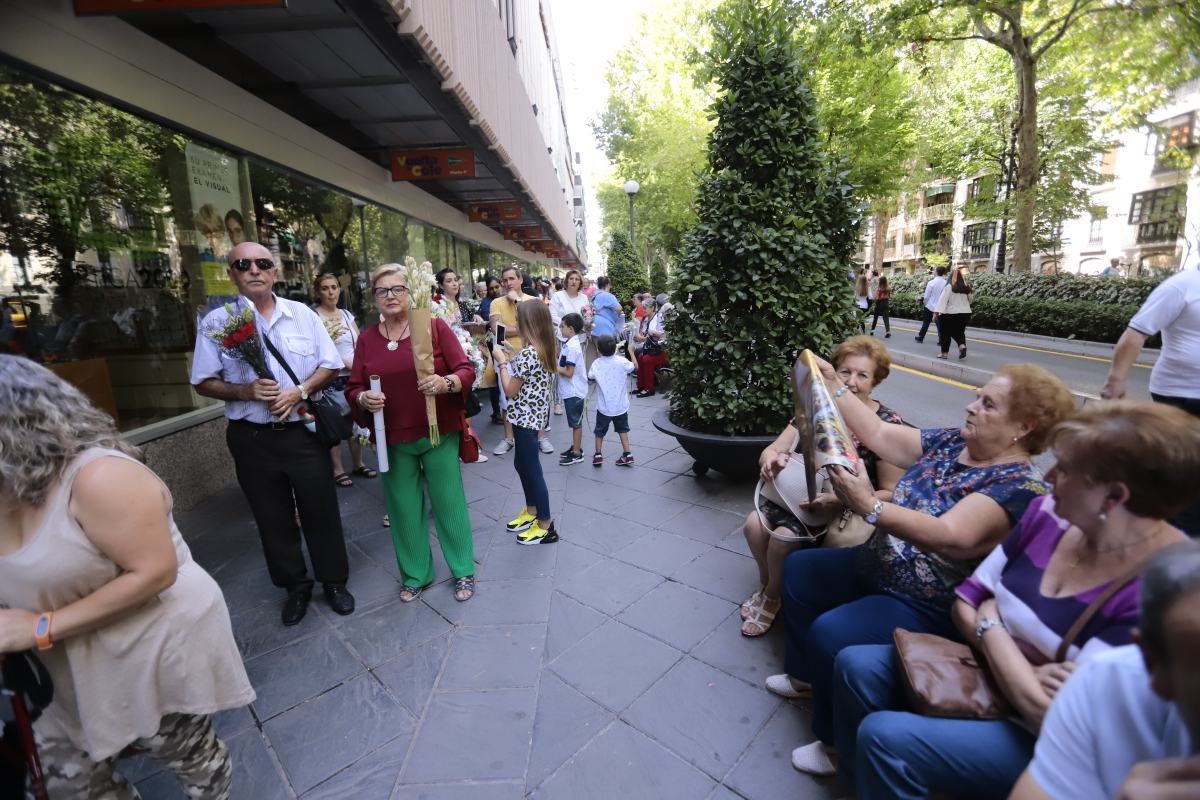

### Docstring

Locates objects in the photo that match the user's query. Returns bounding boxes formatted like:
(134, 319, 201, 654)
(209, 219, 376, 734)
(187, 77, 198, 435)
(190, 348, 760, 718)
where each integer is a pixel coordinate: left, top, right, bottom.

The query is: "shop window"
(0, 62, 517, 433)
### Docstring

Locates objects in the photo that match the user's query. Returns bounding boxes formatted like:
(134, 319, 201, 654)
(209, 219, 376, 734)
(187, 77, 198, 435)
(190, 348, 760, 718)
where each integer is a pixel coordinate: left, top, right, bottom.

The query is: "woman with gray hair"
(0, 355, 253, 798)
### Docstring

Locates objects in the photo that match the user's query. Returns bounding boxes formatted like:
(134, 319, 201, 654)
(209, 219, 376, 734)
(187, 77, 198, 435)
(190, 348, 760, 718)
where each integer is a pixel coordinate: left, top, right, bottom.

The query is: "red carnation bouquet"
(204, 303, 273, 381)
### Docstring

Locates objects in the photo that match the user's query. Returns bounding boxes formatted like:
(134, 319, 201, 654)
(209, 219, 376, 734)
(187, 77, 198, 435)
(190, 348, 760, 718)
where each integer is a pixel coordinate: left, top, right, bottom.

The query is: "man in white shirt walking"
(915, 264, 947, 343)
(1103, 261, 1200, 535)
(191, 241, 355, 626)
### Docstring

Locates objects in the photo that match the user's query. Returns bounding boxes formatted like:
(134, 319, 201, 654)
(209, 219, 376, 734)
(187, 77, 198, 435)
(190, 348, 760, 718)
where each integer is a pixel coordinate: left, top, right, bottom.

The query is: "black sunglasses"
(230, 258, 276, 272)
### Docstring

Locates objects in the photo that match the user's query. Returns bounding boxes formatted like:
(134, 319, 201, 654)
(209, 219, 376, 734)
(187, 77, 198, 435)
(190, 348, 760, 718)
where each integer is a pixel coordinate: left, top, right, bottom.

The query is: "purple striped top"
(956, 495, 1140, 664)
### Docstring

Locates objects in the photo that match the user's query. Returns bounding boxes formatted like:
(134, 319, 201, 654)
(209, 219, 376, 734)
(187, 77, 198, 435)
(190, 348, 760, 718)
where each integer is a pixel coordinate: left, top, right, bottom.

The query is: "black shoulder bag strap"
(260, 332, 343, 447)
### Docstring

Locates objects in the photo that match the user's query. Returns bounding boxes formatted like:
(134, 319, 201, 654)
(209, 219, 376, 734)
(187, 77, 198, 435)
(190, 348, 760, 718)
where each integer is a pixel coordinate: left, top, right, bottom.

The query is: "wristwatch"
(34, 612, 54, 651)
(864, 499, 884, 525)
(443, 376, 454, 393)
(976, 617, 1005, 641)
(298, 385, 309, 401)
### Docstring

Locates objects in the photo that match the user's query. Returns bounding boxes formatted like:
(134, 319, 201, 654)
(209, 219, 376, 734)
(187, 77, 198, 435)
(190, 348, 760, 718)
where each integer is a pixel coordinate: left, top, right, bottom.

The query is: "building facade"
(859, 81, 1199, 278)
(0, 0, 585, 507)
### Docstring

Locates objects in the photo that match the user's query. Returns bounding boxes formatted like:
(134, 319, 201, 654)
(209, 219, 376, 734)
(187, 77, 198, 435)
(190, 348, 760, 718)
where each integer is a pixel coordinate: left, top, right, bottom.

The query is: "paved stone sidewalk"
(120, 393, 839, 800)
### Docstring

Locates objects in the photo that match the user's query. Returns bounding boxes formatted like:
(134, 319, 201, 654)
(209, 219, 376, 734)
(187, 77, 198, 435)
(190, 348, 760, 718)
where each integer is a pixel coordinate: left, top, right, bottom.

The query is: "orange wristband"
(34, 612, 54, 650)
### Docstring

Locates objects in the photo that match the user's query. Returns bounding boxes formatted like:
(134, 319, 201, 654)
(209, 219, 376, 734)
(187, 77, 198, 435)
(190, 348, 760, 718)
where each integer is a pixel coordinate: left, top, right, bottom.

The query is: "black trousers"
(1151, 393, 1200, 538)
(916, 307, 940, 341)
(226, 420, 349, 593)
(871, 299, 891, 333)
(938, 313, 970, 352)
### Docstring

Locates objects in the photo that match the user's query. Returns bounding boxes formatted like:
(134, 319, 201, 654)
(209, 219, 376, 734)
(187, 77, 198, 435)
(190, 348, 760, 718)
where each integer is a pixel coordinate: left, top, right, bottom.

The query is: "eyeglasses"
(230, 258, 276, 272)
(373, 286, 410, 299)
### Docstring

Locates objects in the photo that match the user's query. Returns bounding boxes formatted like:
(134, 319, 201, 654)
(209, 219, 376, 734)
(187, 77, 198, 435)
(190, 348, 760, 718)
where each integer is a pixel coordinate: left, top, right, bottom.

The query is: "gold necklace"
(1068, 521, 1169, 569)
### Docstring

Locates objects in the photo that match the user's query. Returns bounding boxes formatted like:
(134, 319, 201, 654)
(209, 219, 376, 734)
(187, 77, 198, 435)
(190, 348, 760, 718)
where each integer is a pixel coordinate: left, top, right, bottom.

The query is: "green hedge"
(889, 292, 1140, 343)
(887, 272, 1161, 306)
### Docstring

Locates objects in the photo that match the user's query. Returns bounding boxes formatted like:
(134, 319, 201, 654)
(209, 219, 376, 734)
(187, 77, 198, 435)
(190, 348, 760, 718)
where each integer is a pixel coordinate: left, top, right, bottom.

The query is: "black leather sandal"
(454, 576, 475, 602)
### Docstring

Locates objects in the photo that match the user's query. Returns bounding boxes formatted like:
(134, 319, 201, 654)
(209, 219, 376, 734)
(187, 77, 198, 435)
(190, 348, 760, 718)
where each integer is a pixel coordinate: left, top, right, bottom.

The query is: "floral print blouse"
(856, 427, 1048, 610)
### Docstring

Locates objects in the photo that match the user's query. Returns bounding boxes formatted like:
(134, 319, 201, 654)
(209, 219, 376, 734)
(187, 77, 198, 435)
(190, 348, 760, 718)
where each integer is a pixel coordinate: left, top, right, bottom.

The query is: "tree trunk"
(871, 209, 887, 272)
(1009, 47, 1038, 273)
(995, 123, 1018, 273)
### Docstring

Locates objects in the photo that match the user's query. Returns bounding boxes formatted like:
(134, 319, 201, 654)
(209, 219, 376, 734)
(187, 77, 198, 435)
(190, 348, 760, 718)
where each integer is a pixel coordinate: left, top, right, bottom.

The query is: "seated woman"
(0, 355, 254, 797)
(634, 294, 670, 398)
(822, 401, 1200, 799)
(765, 363, 1074, 772)
(740, 335, 905, 637)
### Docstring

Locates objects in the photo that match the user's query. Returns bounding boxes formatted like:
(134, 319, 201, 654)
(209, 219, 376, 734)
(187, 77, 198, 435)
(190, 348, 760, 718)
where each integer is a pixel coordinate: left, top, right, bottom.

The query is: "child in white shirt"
(556, 313, 589, 466)
(586, 334, 636, 467)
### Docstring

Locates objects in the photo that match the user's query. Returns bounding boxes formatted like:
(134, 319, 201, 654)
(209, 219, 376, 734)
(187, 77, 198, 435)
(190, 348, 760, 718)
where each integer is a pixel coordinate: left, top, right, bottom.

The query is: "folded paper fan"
(792, 350, 861, 499)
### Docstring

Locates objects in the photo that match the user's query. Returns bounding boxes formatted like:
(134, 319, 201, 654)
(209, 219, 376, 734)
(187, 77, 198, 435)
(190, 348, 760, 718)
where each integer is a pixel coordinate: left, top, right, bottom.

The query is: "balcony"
(920, 203, 955, 224)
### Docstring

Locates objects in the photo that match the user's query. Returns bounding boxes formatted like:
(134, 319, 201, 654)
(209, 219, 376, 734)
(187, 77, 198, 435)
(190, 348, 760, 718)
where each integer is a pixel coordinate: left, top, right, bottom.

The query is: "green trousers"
(381, 432, 474, 586)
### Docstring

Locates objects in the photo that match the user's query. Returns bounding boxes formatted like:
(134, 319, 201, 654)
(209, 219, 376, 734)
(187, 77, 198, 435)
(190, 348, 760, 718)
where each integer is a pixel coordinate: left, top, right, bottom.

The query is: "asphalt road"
(877, 320, 1152, 400)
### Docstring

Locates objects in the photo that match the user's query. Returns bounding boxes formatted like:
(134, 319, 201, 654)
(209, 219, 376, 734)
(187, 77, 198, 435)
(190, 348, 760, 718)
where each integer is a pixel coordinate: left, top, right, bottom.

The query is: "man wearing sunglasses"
(191, 241, 355, 626)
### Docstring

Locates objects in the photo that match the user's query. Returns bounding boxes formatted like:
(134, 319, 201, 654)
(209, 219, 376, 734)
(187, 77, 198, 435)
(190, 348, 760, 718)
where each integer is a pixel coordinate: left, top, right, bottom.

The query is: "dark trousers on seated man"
(226, 420, 351, 618)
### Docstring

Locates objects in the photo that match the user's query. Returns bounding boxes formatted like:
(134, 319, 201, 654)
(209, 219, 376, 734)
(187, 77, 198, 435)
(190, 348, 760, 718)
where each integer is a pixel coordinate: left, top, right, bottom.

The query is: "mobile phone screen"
(495, 323, 506, 344)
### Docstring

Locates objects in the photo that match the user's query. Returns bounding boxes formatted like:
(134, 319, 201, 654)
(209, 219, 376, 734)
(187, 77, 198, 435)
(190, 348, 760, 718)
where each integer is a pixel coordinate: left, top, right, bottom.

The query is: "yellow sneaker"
(516, 521, 559, 546)
(505, 509, 536, 533)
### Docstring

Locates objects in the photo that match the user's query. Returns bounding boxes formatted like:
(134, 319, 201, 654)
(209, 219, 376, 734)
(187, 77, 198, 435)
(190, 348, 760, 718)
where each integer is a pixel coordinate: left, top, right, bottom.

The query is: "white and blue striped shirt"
(191, 295, 341, 423)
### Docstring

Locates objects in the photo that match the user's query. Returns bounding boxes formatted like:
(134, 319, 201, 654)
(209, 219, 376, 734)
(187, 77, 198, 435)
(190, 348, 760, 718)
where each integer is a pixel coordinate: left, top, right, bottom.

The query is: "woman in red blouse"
(346, 264, 478, 602)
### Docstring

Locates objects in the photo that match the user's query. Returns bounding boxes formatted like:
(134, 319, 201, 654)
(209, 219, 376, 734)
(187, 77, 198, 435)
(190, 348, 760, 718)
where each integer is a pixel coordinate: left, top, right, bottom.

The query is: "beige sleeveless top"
(0, 448, 254, 760)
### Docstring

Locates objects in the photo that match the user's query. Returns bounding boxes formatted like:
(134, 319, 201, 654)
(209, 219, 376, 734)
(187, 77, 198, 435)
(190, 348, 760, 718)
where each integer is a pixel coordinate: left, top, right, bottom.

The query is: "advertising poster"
(184, 142, 246, 300)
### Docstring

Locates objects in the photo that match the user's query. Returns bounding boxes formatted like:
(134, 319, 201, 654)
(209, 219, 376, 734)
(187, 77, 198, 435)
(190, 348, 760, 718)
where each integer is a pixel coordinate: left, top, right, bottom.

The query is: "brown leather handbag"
(894, 563, 1142, 720)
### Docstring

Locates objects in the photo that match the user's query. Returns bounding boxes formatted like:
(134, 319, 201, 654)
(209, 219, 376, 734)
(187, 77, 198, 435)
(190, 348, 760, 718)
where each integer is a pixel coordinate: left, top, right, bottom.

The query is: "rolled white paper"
(369, 374, 389, 473)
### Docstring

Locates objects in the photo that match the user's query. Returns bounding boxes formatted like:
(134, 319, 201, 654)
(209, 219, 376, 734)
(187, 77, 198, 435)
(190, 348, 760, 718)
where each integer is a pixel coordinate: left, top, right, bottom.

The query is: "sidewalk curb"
(890, 350, 1101, 407)
(890, 318, 1158, 364)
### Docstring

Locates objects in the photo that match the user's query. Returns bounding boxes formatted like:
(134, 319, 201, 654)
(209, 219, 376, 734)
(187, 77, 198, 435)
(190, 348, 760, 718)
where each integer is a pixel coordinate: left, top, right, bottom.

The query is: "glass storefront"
(0, 62, 537, 432)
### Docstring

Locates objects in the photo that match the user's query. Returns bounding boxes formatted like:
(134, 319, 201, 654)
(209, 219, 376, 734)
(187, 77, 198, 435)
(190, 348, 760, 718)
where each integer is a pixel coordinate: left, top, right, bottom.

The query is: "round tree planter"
(652, 408, 775, 479)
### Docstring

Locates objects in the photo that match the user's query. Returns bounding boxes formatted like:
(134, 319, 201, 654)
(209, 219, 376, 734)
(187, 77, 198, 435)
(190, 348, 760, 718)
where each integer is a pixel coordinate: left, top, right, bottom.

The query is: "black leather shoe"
(324, 583, 356, 616)
(281, 590, 311, 626)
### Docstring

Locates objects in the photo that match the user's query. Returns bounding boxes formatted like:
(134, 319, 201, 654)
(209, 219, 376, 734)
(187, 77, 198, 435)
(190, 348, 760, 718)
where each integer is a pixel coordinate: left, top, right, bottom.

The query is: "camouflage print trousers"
(34, 713, 231, 799)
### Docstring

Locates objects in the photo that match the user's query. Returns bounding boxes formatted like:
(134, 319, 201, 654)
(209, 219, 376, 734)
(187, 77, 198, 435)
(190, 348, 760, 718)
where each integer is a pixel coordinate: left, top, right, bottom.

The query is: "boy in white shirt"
(587, 334, 635, 467)
(556, 313, 589, 466)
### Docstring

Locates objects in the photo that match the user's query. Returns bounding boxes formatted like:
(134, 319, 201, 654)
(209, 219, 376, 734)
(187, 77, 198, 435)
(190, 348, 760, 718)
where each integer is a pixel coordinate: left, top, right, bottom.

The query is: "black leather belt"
(229, 418, 307, 431)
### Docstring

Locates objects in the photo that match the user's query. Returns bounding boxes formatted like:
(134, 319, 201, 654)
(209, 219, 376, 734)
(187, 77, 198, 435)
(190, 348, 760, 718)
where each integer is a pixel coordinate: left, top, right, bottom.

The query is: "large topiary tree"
(605, 230, 649, 307)
(649, 257, 669, 296)
(669, 0, 861, 436)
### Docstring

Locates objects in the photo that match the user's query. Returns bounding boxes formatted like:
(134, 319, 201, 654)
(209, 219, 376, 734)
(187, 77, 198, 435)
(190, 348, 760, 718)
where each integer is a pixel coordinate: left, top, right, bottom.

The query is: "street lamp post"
(623, 179, 640, 245)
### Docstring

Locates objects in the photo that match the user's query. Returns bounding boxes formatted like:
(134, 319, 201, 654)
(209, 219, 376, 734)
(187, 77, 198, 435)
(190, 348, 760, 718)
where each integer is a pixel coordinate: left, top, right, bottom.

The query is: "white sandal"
(740, 588, 765, 621)
(741, 602, 777, 637)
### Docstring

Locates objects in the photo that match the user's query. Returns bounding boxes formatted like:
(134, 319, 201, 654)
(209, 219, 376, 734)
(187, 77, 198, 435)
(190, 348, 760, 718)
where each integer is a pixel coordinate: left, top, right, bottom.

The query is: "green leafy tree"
(605, 231, 649, 307)
(649, 257, 669, 296)
(0, 67, 178, 300)
(876, 0, 1200, 272)
(670, 0, 860, 436)
(592, 0, 717, 258)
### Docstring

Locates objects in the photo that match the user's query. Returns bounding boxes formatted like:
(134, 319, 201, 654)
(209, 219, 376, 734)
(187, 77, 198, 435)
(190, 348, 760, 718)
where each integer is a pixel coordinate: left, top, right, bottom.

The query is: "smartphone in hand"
(495, 323, 506, 345)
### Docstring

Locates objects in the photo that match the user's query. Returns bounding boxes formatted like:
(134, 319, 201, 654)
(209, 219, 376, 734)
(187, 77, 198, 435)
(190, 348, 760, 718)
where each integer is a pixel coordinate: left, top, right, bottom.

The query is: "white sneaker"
(791, 742, 836, 776)
(538, 437, 555, 454)
(493, 439, 514, 456)
(765, 674, 811, 699)
(474, 453, 488, 463)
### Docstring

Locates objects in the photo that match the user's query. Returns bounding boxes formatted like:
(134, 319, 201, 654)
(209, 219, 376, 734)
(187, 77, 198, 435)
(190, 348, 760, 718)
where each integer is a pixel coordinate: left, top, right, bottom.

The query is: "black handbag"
(261, 334, 348, 448)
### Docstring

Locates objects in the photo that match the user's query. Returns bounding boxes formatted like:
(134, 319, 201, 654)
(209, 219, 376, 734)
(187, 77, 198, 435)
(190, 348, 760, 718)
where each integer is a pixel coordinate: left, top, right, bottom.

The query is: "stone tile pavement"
(121, 394, 840, 800)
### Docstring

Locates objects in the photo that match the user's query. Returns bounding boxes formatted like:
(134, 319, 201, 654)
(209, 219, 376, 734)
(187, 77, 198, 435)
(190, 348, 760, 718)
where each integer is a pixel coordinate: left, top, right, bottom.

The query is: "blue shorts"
(594, 411, 630, 437)
(563, 396, 585, 429)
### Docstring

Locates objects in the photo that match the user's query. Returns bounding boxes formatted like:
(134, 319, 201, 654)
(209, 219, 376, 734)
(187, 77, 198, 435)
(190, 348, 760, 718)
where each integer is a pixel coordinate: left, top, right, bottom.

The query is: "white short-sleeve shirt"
(1028, 645, 1194, 800)
(588, 354, 635, 417)
(190, 295, 342, 423)
(1128, 267, 1200, 399)
(557, 336, 589, 400)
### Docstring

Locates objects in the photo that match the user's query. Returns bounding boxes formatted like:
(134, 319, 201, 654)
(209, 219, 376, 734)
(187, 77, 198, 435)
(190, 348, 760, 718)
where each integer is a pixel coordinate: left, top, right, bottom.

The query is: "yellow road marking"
(891, 324, 1150, 369)
(894, 364, 979, 390)
(896, 364, 1103, 402)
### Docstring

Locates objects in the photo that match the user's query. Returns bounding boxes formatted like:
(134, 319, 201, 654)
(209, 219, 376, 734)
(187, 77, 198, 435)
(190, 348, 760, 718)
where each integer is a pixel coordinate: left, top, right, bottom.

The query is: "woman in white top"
(549, 269, 591, 414)
(549, 269, 591, 334)
(934, 266, 974, 360)
(314, 273, 373, 485)
(0, 356, 253, 798)
(854, 273, 870, 333)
